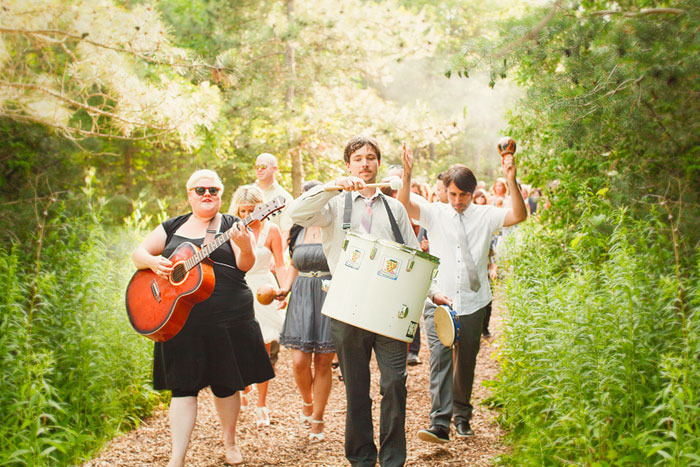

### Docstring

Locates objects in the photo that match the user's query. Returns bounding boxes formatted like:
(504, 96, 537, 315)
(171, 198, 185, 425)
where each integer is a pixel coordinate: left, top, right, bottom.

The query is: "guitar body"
(125, 242, 216, 342)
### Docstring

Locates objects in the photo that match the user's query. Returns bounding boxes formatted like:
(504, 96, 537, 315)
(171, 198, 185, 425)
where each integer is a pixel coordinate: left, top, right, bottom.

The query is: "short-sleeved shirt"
(420, 202, 506, 315)
(257, 181, 294, 233)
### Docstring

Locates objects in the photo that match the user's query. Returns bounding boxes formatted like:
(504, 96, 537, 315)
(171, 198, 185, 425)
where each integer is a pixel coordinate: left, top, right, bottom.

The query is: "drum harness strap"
(343, 192, 405, 245)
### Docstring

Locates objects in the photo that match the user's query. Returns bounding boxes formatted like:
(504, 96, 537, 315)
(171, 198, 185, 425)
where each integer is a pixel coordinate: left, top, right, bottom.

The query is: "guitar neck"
(183, 215, 255, 271)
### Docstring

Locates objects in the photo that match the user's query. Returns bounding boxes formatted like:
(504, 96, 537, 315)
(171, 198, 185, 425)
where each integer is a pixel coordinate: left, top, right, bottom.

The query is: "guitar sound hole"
(172, 264, 186, 283)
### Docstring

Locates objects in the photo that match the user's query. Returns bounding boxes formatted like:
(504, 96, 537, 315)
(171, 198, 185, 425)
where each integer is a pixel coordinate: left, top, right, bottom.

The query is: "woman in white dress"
(229, 185, 287, 428)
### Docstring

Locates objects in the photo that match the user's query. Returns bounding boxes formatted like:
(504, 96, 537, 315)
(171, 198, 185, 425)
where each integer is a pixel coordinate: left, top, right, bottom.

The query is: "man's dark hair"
(343, 136, 382, 164)
(443, 164, 477, 194)
(436, 171, 445, 181)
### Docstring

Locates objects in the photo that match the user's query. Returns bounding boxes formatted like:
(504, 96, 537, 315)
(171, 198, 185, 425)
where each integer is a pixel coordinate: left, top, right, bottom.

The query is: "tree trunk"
(285, 0, 303, 197)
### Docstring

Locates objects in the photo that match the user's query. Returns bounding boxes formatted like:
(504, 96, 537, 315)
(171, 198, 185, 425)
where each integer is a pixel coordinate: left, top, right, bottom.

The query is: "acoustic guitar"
(125, 196, 286, 342)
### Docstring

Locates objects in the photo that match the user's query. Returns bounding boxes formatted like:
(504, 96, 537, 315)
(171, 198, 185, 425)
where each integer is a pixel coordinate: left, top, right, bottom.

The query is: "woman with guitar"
(130, 169, 274, 467)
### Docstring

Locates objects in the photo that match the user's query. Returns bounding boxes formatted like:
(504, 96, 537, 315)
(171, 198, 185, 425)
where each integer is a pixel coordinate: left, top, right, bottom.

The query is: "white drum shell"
(322, 231, 439, 343)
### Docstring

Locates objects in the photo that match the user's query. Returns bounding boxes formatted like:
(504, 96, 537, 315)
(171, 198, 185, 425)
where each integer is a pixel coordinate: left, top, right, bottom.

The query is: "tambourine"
(434, 305, 461, 347)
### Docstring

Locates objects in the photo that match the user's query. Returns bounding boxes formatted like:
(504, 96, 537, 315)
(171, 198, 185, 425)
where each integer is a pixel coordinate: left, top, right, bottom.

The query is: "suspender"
(343, 192, 353, 231)
(379, 195, 405, 245)
(342, 192, 405, 245)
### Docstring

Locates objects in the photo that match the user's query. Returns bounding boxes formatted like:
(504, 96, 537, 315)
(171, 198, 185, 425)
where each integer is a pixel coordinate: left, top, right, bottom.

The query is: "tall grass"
(0, 198, 161, 465)
(494, 203, 700, 466)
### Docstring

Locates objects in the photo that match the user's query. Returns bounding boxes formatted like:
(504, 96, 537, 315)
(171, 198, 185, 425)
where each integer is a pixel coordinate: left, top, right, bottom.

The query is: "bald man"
(254, 153, 294, 235)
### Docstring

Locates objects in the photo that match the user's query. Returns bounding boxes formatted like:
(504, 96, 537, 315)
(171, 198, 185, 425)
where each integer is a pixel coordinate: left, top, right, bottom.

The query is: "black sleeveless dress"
(152, 213, 275, 393)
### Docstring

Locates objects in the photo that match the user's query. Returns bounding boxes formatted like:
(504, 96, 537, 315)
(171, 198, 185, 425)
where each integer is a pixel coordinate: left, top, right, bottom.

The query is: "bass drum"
(322, 231, 439, 343)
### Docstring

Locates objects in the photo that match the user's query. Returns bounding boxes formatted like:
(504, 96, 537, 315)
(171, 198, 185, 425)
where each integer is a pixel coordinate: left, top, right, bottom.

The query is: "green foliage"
(0, 196, 160, 465)
(456, 0, 700, 233)
(451, 1, 700, 463)
(495, 200, 699, 465)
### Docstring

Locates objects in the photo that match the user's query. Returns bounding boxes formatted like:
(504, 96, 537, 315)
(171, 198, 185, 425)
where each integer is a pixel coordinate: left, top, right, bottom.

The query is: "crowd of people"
(131, 136, 536, 466)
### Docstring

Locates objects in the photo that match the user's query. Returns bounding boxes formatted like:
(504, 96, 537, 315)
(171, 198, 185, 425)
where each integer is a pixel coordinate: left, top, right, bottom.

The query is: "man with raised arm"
(398, 145, 527, 443)
(288, 135, 449, 467)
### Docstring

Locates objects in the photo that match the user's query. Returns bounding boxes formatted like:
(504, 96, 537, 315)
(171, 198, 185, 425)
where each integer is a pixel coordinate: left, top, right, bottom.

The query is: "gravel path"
(85, 303, 507, 466)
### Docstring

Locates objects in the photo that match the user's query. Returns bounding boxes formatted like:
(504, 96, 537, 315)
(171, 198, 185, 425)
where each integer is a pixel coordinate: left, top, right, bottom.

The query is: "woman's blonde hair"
(186, 169, 224, 192)
(228, 185, 264, 216)
(490, 177, 510, 196)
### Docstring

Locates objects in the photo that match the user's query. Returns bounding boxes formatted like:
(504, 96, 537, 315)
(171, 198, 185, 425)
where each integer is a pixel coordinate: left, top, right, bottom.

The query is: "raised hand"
(502, 153, 517, 182)
(401, 142, 413, 177)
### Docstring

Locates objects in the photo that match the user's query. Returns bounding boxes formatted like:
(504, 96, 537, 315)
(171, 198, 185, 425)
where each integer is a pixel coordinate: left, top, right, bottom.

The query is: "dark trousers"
(482, 301, 492, 334)
(331, 319, 408, 467)
(453, 307, 487, 423)
(424, 303, 487, 427)
(408, 324, 421, 355)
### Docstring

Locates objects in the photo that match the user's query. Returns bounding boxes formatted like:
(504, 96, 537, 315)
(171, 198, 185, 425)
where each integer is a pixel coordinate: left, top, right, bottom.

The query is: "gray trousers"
(423, 301, 487, 428)
(331, 318, 408, 467)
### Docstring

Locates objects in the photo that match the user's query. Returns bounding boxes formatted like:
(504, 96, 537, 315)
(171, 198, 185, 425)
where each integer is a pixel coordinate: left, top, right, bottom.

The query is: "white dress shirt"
(420, 202, 506, 315)
(287, 185, 420, 275)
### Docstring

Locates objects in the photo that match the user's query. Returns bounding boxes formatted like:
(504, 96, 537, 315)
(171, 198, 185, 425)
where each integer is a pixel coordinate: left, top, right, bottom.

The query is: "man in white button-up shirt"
(398, 146, 527, 444)
(288, 136, 450, 467)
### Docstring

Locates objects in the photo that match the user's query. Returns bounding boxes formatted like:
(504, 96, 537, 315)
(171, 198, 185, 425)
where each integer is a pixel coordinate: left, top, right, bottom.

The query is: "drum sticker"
(406, 321, 418, 339)
(377, 256, 401, 280)
(345, 248, 365, 270)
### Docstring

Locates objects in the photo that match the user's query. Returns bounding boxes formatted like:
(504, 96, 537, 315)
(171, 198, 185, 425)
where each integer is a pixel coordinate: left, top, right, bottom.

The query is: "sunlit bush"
(0, 197, 160, 465)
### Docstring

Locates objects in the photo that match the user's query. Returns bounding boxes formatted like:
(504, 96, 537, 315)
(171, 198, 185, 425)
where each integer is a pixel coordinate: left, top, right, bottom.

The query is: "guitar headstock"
(244, 196, 286, 225)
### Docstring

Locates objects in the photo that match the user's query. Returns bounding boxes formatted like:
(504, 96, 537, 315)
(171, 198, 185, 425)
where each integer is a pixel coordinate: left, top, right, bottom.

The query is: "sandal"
(308, 420, 325, 442)
(300, 401, 313, 426)
(255, 406, 270, 428)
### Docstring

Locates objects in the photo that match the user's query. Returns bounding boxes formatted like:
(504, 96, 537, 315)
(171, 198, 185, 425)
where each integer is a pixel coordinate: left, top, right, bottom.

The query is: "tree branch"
(0, 27, 233, 73)
(0, 80, 175, 131)
(0, 110, 173, 142)
(590, 8, 686, 17)
(493, 0, 563, 59)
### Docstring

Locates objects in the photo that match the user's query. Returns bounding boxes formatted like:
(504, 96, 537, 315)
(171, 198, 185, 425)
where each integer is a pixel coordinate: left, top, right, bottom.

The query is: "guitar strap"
(203, 215, 219, 246)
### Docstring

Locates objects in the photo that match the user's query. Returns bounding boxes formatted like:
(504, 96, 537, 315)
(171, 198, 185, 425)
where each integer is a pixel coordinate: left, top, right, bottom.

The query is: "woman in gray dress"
(278, 181, 335, 442)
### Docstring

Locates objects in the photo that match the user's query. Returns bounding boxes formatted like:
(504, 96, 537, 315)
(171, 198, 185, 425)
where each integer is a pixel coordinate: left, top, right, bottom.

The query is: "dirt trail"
(85, 304, 507, 466)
